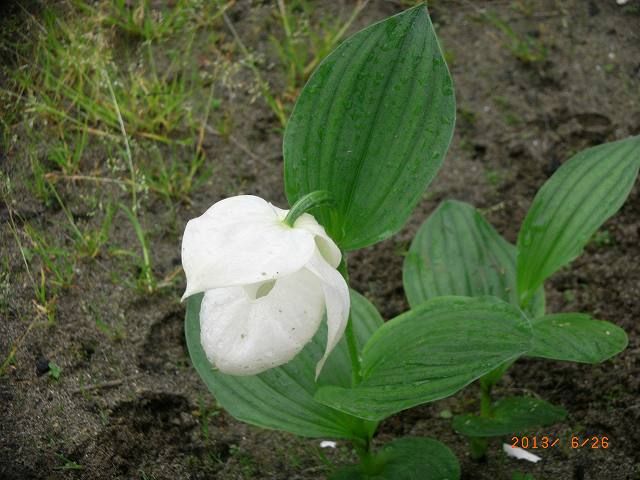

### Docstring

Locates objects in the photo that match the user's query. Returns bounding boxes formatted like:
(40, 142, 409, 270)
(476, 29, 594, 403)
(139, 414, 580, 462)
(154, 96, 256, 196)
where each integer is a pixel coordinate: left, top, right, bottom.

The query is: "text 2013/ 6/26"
(511, 436, 610, 449)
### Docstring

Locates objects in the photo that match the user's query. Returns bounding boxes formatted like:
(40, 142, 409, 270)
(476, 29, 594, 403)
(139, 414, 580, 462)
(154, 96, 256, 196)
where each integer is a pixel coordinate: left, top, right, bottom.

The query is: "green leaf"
(517, 136, 640, 305)
(512, 474, 536, 480)
(530, 313, 628, 363)
(48, 362, 62, 380)
(330, 437, 460, 480)
(315, 296, 532, 421)
(403, 200, 544, 317)
(284, 5, 455, 250)
(185, 289, 381, 439)
(453, 396, 567, 437)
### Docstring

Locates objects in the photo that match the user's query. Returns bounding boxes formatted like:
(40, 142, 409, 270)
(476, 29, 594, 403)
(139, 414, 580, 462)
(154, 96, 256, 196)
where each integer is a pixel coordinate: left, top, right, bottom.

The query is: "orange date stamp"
(510, 435, 610, 449)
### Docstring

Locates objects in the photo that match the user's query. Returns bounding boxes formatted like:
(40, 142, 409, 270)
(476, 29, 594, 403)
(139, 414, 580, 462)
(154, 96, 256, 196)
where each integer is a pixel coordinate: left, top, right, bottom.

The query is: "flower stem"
(345, 315, 362, 386)
(480, 382, 493, 417)
(470, 382, 493, 460)
(284, 190, 333, 227)
(353, 437, 380, 474)
(337, 257, 362, 386)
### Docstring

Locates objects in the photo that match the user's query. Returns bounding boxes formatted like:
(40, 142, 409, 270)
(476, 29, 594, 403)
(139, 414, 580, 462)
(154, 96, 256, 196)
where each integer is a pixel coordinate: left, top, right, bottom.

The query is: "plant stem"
(336, 257, 362, 386)
(470, 382, 493, 460)
(335, 258, 379, 471)
(345, 314, 362, 386)
(353, 437, 378, 474)
(480, 382, 493, 417)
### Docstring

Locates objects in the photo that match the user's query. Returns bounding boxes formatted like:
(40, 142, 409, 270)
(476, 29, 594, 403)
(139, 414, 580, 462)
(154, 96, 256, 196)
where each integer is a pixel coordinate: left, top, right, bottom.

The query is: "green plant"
(87, 303, 125, 341)
(119, 204, 155, 293)
(512, 473, 535, 480)
(48, 361, 62, 380)
(195, 397, 220, 441)
(183, 6, 533, 478)
(54, 453, 82, 471)
(403, 136, 638, 458)
(591, 229, 612, 247)
(47, 126, 88, 175)
(175, 3, 638, 477)
(3, 200, 58, 324)
(93, 0, 193, 41)
(23, 224, 76, 292)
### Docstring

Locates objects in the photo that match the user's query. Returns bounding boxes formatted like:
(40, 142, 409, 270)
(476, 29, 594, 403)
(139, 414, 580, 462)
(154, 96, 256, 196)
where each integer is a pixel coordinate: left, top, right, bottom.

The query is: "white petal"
(200, 268, 325, 375)
(293, 213, 342, 268)
(306, 251, 350, 378)
(182, 195, 315, 299)
(502, 444, 542, 463)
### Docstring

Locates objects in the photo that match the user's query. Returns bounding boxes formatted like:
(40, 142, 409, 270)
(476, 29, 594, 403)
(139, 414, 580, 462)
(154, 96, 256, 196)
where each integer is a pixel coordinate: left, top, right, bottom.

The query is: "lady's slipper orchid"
(181, 195, 349, 377)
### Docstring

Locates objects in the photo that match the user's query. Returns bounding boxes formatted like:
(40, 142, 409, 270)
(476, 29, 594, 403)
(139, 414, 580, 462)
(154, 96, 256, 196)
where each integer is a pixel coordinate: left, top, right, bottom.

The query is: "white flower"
(181, 195, 350, 377)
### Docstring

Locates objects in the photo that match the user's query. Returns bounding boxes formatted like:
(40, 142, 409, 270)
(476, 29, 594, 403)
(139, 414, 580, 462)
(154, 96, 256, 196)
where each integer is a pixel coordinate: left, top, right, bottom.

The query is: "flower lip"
(200, 267, 326, 376)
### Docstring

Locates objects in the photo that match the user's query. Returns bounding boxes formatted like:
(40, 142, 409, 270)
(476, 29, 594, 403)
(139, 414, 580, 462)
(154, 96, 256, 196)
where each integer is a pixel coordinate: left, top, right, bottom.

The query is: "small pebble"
(35, 357, 50, 376)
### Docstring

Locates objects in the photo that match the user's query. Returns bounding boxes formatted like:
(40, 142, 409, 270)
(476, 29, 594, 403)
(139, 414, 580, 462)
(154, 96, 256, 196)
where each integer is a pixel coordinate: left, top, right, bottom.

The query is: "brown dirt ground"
(1, 0, 639, 479)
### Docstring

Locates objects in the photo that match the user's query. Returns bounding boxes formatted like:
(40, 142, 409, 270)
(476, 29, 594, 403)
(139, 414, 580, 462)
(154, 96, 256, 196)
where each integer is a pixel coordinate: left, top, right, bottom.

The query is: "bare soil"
(1, 1, 639, 479)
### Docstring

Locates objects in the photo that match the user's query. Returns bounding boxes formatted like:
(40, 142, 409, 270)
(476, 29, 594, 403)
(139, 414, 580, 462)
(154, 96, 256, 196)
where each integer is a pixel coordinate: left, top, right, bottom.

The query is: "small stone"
(36, 357, 50, 376)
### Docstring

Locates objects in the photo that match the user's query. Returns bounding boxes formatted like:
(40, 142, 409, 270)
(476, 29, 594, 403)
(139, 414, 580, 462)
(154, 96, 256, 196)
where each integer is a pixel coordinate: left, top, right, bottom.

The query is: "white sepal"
(182, 195, 316, 299)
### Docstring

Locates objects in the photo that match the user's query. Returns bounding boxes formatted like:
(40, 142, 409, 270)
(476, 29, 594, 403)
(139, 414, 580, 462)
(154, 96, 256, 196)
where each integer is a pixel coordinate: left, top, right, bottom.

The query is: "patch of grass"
(229, 444, 257, 477)
(224, 0, 368, 126)
(5, 2, 213, 143)
(195, 397, 221, 441)
(47, 125, 88, 175)
(2, 0, 222, 196)
(2, 178, 58, 323)
(493, 95, 522, 126)
(0, 257, 10, 314)
(1, 0, 233, 315)
(480, 11, 548, 64)
(54, 453, 82, 471)
(590, 229, 613, 248)
(138, 469, 157, 480)
(270, 0, 368, 102)
(23, 224, 76, 292)
(457, 106, 477, 128)
(91, 0, 195, 42)
(118, 204, 156, 293)
(485, 169, 504, 187)
(140, 147, 212, 205)
(86, 302, 126, 342)
(28, 152, 56, 207)
(48, 181, 116, 259)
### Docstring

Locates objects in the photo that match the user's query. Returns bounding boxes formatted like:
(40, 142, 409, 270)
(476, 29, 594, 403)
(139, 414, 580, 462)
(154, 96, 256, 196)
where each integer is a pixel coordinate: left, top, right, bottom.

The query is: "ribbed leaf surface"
(315, 297, 532, 421)
(453, 396, 566, 437)
(530, 313, 628, 363)
(517, 136, 640, 305)
(403, 200, 544, 317)
(185, 289, 382, 439)
(284, 5, 455, 250)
